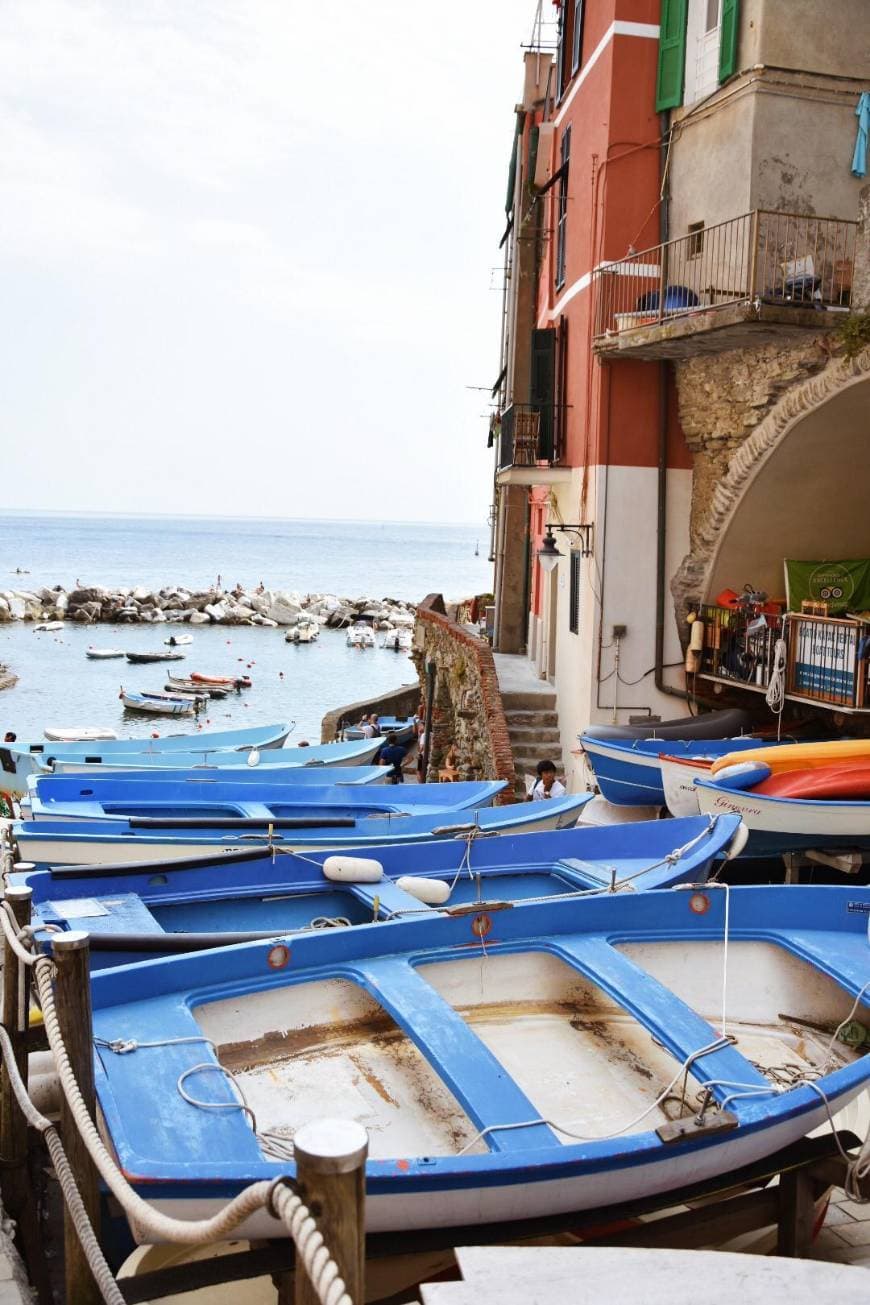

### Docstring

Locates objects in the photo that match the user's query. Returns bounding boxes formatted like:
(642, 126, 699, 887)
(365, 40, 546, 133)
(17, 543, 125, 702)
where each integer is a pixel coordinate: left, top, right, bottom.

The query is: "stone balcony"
(592, 210, 857, 361)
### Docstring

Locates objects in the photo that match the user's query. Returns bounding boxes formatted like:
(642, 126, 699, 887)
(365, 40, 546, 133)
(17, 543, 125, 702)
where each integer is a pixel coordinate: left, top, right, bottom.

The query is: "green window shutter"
(718, 0, 739, 82)
(655, 0, 688, 111)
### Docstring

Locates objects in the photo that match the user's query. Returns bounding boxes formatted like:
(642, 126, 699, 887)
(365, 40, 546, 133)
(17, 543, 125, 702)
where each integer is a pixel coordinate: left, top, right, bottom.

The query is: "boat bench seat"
(40, 892, 164, 936)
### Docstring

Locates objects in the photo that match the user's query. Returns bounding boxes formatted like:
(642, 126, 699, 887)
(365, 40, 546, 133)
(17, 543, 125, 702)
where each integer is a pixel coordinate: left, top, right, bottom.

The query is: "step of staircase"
(503, 709, 559, 729)
(501, 689, 557, 713)
(506, 724, 561, 745)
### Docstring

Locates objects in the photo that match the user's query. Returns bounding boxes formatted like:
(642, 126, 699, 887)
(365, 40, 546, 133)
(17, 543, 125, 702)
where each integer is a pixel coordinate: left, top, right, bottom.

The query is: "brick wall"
(413, 605, 517, 802)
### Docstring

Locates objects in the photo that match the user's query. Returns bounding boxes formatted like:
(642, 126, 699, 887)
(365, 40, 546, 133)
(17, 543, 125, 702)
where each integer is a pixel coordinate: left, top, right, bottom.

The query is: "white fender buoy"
(723, 819, 750, 861)
(396, 876, 450, 905)
(323, 855, 383, 883)
(246, 749, 261, 767)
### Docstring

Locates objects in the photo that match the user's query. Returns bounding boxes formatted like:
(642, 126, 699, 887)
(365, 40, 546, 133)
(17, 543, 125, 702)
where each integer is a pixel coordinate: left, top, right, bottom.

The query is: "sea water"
(0, 513, 492, 741)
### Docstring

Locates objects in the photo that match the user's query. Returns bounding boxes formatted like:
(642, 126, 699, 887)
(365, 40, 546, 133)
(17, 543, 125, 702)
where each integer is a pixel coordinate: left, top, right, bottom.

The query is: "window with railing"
(555, 126, 570, 290)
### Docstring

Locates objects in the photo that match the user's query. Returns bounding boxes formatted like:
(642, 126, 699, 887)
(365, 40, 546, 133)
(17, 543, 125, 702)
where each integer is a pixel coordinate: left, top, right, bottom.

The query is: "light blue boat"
(13, 793, 593, 866)
(80, 882, 870, 1234)
(26, 775, 508, 822)
(21, 721, 293, 754)
(27, 765, 391, 789)
(3, 735, 383, 795)
(21, 814, 743, 970)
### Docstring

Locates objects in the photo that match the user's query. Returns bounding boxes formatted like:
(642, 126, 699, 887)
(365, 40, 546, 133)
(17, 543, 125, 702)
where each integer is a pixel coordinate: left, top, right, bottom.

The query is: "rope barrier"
(0, 1022, 125, 1305)
(0, 903, 354, 1305)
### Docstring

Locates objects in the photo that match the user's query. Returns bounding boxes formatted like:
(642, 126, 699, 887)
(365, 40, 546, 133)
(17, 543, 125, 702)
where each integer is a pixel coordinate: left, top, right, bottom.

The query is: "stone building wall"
(413, 605, 517, 801)
(675, 335, 833, 546)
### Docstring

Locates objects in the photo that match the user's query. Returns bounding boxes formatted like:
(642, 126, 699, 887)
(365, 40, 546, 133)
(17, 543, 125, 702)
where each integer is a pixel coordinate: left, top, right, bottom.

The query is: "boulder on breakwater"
(1, 585, 418, 631)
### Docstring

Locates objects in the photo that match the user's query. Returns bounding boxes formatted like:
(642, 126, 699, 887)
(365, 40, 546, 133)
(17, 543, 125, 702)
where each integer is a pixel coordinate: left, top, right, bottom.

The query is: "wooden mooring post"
(273, 1118, 367, 1305)
(53, 930, 102, 1305)
(0, 884, 51, 1302)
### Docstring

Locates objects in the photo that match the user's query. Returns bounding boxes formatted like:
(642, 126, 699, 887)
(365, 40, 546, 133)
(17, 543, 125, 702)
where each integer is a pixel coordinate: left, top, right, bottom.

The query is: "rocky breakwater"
(0, 585, 418, 631)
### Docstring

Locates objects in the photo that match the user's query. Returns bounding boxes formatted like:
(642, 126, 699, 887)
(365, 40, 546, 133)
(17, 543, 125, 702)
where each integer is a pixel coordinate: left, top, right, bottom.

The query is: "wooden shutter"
(572, 1, 585, 74)
(718, 0, 739, 82)
(655, 0, 688, 111)
(530, 329, 557, 461)
(569, 552, 581, 634)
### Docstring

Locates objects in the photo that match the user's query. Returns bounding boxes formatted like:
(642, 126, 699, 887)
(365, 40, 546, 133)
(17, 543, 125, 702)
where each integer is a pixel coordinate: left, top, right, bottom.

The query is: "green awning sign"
(785, 559, 870, 614)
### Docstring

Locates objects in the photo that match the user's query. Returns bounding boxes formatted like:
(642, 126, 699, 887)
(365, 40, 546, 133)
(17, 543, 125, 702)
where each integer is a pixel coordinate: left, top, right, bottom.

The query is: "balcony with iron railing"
(495, 403, 571, 486)
(592, 210, 857, 360)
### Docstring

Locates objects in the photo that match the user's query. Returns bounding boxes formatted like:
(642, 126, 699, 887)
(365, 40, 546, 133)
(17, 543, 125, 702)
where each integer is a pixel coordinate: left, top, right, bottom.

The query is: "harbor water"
(0, 513, 492, 741)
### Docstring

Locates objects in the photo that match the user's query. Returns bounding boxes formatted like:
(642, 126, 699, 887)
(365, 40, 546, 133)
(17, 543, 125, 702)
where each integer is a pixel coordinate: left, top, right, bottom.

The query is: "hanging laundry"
(851, 91, 870, 178)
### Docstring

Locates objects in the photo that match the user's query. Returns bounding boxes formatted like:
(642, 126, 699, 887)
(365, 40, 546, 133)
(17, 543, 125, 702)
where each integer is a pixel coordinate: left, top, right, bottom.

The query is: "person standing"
(378, 732, 407, 784)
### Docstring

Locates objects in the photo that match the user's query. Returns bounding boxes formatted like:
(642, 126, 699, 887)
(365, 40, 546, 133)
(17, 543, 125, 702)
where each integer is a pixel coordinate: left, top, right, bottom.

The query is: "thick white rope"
(0, 1021, 126, 1305)
(765, 637, 788, 738)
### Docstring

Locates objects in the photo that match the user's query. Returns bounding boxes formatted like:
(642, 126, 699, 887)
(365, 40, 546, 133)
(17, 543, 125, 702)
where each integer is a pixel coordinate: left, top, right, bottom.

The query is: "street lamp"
(536, 523, 594, 572)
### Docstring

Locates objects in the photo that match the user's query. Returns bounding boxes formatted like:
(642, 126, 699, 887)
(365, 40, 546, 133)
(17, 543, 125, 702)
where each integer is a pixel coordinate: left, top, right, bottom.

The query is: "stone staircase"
(501, 687, 561, 794)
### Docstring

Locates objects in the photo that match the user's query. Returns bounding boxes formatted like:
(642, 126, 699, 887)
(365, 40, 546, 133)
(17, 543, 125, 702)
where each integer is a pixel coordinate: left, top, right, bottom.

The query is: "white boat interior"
(193, 943, 864, 1164)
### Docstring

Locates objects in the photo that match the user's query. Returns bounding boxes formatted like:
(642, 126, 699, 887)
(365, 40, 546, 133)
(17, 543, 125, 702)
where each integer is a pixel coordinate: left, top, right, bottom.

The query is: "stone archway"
(672, 346, 870, 614)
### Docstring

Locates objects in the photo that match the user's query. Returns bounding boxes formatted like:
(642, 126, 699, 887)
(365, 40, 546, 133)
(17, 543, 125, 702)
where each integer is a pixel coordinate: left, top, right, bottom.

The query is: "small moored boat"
(165, 634, 193, 646)
(190, 672, 252, 689)
(86, 648, 126, 660)
(119, 690, 196, 717)
(125, 651, 187, 665)
(165, 676, 232, 699)
(43, 727, 119, 743)
(33, 620, 64, 632)
(346, 622, 376, 648)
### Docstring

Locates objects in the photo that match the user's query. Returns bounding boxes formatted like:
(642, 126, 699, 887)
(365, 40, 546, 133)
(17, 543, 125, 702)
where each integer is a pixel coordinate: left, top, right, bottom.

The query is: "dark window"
(555, 126, 570, 290)
(687, 221, 704, 257)
(556, 1, 585, 97)
(569, 551, 581, 634)
(571, 1, 585, 74)
(530, 328, 557, 460)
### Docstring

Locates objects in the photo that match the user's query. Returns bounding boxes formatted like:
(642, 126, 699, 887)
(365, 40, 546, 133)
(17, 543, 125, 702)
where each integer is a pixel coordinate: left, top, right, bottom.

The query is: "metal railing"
(593, 210, 857, 341)
(497, 402, 559, 470)
(699, 603, 784, 689)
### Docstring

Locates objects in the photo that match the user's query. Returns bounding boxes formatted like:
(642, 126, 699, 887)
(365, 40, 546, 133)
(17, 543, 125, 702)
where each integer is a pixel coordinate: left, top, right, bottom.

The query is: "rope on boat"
(0, 906, 353, 1305)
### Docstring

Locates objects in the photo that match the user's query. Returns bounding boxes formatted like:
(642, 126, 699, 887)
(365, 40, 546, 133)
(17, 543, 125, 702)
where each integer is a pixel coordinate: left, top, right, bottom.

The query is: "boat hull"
(696, 778, 870, 856)
(15, 794, 591, 864)
(580, 736, 765, 808)
(86, 884, 870, 1241)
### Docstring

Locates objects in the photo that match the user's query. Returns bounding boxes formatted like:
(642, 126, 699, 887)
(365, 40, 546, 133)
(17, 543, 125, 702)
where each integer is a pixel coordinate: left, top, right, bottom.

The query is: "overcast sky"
(0, 1, 547, 524)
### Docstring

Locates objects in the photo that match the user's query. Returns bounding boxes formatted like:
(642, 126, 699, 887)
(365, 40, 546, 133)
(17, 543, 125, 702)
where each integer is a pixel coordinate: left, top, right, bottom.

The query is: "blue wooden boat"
(29, 765, 391, 790)
(3, 735, 382, 796)
(25, 776, 508, 822)
(83, 883, 870, 1236)
(13, 793, 592, 866)
(21, 814, 743, 970)
(580, 735, 778, 807)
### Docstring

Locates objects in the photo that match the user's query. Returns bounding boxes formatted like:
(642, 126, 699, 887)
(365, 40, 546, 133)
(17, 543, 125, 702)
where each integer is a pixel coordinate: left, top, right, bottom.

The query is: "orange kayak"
(754, 763, 870, 801)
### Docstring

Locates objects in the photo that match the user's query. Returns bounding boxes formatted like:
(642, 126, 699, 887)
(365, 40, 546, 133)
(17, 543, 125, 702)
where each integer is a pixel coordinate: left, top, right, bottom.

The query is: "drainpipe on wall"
(422, 659, 436, 777)
(654, 110, 688, 704)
